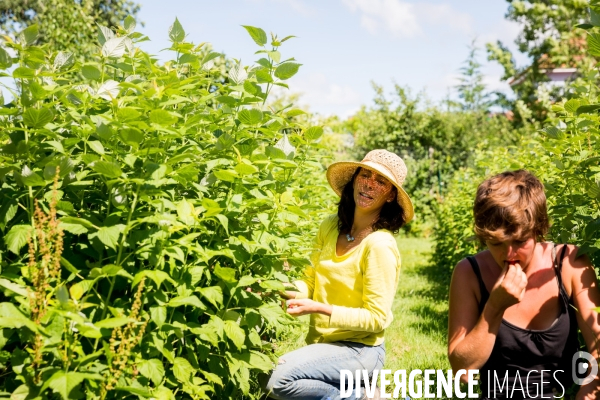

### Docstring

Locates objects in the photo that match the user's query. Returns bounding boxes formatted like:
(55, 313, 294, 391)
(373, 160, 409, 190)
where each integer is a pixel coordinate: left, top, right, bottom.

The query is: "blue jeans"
(264, 341, 385, 400)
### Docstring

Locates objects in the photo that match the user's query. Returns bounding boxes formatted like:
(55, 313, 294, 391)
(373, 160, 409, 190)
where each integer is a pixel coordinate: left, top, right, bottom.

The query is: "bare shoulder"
(558, 244, 596, 295)
(451, 256, 481, 298)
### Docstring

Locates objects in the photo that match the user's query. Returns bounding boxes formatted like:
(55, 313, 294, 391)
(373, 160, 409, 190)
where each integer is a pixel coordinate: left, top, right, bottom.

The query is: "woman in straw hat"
(264, 149, 413, 400)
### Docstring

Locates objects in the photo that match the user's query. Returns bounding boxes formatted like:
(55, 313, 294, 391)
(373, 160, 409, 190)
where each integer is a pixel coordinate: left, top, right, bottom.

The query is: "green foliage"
(347, 84, 518, 236)
(436, 9, 600, 272)
(487, 0, 593, 122)
(432, 137, 542, 271)
(455, 40, 489, 112)
(0, 0, 141, 60)
(0, 18, 332, 399)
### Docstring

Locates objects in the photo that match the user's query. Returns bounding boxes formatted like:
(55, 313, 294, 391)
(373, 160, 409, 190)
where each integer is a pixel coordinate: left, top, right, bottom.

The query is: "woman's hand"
(487, 262, 527, 313)
(285, 299, 332, 317)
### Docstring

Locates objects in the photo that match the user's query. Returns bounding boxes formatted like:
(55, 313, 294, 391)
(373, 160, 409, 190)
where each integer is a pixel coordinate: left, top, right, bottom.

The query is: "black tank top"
(467, 244, 579, 399)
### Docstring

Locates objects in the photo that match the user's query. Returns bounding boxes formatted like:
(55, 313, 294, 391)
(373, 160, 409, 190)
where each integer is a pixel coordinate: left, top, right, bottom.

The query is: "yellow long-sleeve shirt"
(294, 214, 401, 346)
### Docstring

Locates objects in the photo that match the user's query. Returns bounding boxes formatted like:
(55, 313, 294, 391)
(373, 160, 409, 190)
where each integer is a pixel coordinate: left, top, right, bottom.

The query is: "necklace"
(346, 217, 378, 243)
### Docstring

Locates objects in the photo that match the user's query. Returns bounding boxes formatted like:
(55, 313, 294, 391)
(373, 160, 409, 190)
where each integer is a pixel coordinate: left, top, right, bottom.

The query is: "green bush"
(0, 19, 333, 399)
(434, 5, 600, 272)
(347, 84, 519, 236)
(432, 136, 543, 271)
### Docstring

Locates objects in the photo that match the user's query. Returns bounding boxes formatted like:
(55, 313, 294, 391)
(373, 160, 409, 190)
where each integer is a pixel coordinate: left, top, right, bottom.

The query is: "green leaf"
(214, 265, 237, 284)
(117, 107, 142, 121)
(46, 371, 102, 400)
(95, 225, 125, 250)
(150, 109, 178, 126)
(137, 359, 164, 386)
(305, 126, 324, 141)
(119, 128, 144, 147)
(87, 140, 105, 155)
(198, 286, 223, 308)
(591, 8, 600, 27)
(564, 99, 581, 114)
(91, 160, 122, 178)
(177, 199, 195, 225)
(168, 295, 205, 309)
(274, 63, 301, 80)
(53, 51, 74, 70)
(124, 15, 137, 33)
(23, 107, 54, 128)
(169, 18, 185, 42)
(588, 33, 600, 57)
(101, 37, 126, 58)
(214, 169, 239, 182)
(223, 320, 245, 351)
(0, 303, 39, 333)
(255, 68, 273, 83)
(12, 67, 35, 79)
(20, 165, 46, 186)
(268, 50, 281, 63)
(95, 317, 132, 329)
(173, 357, 195, 383)
(216, 214, 229, 234)
(541, 126, 564, 140)
(21, 24, 39, 46)
(97, 25, 115, 45)
(11, 384, 29, 400)
(82, 65, 101, 80)
(286, 109, 307, 117)
(235, 163, 259, 175)
(150, 306, 167, 328)
(242, 25, 267, 46)
(132, 270, 175, 288)
(69, 280, 95, 300)
(97, 79, 120, 100)
(578, 23, 595, 30)
(238, 108, 263, 125)
(0, 278, 27, 297)
(577, 104, 600, 114)
(60, 222, 88, 235)
(60, 217, 97, 230)
(0, 47, 12, 69)
(115, 387, 152, 398)
(259, 280, 286, 291)
(5, 225, 32, 255)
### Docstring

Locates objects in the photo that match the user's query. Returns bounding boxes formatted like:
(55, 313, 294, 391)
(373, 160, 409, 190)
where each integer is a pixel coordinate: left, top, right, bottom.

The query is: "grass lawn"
(385, 237, 451, 372)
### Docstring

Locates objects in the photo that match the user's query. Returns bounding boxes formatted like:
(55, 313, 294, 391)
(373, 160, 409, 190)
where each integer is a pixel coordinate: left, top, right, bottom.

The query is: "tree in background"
(347, 84, 518, 236)
(456, 40, 490, 112)
(346, 44, 520, 235)
(487, 0, 592, 123)
(0, 0, 140, 58)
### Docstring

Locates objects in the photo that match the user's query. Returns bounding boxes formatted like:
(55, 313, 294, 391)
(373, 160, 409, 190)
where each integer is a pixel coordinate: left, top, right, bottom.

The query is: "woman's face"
(485, 235, 536, 270)
(352, 168, 396, 212)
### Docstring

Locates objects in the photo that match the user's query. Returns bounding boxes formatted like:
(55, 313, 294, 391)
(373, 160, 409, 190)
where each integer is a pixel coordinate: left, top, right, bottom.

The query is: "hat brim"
(326, 161, 414, 223)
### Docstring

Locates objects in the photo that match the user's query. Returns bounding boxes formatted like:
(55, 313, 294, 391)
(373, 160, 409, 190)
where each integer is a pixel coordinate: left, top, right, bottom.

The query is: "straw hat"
(326, 149, 414, 223)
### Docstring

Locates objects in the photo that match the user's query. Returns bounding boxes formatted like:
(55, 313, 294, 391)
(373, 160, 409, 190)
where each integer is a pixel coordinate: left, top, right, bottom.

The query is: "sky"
(137, 2, 527, 117)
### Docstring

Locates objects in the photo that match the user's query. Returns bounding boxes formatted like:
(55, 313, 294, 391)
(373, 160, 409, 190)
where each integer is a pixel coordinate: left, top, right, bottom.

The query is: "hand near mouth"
(488, 260, 528, 313)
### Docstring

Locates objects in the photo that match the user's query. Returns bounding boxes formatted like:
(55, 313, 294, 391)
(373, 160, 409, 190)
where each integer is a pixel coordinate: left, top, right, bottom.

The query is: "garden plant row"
(0, 17, 332, 399)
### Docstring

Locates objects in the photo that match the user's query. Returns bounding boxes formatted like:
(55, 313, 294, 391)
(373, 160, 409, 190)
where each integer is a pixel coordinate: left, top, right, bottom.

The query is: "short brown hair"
(473, 170, 549, 243)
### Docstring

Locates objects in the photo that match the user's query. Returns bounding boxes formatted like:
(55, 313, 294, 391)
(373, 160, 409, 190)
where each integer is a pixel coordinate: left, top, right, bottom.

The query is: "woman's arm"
(287, 236, 398, 331)
(564, 246, 600, 400)
(325, 237, 399, 333)
(448, 258, 526, 381)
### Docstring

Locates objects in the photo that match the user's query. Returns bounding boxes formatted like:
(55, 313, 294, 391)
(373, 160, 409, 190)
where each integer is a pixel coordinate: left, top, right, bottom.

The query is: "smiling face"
(352, 168, 396, 212)
(485, 235, 537, 269)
